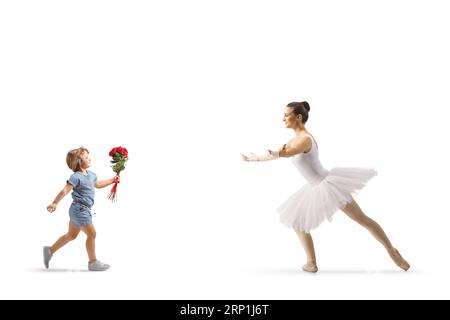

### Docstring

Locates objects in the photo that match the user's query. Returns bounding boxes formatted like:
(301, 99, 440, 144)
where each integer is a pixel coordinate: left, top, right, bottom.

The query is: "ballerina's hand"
(242, 150, 279, 161)
(241, 152, 257, 161)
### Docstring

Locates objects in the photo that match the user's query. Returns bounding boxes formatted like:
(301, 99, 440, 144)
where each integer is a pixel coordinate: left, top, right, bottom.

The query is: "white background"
(1, 0, 449, 299)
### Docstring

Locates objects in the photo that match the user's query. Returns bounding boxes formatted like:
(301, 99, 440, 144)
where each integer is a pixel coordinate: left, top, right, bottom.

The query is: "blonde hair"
(66, 147, 89, 172)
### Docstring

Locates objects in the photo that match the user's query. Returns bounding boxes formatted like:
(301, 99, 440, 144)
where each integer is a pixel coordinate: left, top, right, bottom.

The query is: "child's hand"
(47, 203, 57, 213)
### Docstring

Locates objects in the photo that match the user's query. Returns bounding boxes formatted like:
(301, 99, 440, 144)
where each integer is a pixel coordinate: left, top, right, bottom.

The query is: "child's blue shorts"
(69, 202, 92, 227)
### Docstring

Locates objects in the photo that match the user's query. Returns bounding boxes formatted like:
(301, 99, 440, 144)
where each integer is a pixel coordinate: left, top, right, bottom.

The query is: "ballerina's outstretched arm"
(242, 136, 312, 161)
(277, 136, 312, 157)
(241, 149, 279, 162)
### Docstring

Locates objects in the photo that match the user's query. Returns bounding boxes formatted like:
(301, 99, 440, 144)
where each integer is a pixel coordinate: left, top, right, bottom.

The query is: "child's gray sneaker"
(43, 246, 52, 269)
(88, 260, 110, 271)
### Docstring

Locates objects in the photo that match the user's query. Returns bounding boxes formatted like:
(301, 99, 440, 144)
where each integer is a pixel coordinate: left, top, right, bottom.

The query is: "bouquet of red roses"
(108, 146, 128, 202)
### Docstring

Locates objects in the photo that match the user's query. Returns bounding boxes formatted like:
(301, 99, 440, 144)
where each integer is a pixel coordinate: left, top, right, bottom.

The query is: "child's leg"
(50, 223, 81, 254)
(81, 224, 97, 262)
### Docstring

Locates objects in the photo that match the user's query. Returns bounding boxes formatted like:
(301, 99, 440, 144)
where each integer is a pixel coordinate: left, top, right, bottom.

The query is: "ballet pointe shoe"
(302, 262, 318, 273)
(388, 248, 410, 271)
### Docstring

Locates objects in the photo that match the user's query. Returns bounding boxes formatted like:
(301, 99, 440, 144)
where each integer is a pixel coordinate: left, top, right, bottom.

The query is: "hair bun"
(302, 101, 310, 112)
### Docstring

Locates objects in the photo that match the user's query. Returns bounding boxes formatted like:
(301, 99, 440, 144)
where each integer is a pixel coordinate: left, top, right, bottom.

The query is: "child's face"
(80, 151, 91, 169)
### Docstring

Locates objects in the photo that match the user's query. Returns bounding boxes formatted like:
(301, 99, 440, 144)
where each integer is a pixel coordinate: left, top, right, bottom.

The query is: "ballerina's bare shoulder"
(284, 134, 316, 154)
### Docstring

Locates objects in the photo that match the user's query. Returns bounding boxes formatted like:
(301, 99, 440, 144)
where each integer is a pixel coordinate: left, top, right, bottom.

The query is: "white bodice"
(291, 136, 329, 185)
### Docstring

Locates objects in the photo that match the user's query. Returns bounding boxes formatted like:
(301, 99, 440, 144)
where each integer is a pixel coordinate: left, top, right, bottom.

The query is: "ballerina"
(242, 101, 410, 273)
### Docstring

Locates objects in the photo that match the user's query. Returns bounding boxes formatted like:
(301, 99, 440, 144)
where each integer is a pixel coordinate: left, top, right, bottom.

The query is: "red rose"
(109, 147, 118, 157)
(118, 147, 128, 157)
(109, 147, 128, 157)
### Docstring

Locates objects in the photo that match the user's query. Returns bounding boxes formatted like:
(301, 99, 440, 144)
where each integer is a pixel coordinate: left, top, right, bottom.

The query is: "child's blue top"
(67, 170, 98, 208)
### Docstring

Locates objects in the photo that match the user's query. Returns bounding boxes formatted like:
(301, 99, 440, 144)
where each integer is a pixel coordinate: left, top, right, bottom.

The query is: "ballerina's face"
(283, 107, 301, 128)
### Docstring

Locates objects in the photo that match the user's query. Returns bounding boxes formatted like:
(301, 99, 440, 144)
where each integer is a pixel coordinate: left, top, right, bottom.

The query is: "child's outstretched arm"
(47, 183, 73, 213)
(95, 176, 119, 189)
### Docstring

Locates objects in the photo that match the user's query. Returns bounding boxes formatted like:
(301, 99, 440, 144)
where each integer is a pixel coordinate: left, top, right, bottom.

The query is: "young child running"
(45, 147, 119, 271)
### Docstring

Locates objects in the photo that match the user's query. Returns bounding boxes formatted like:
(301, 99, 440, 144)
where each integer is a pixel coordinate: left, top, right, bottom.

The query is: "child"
(45, 147, 119, 271)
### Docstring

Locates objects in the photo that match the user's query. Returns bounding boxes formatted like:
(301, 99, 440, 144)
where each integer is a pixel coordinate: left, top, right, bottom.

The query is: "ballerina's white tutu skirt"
(277, 167, 377, 233)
